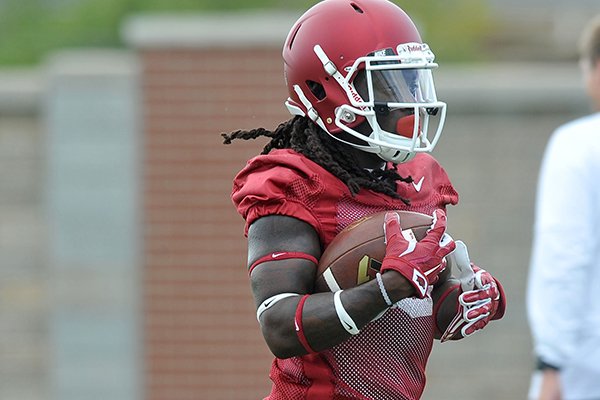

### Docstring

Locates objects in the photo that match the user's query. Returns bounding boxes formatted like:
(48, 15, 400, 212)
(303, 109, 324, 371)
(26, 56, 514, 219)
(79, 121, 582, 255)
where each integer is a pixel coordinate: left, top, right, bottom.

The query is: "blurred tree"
(402, 0, 493, 62)
(0, 0, 490, 66)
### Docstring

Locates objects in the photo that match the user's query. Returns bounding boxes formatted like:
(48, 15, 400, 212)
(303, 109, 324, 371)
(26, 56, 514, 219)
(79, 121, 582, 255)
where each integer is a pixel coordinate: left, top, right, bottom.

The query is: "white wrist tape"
(376, 273, 393, 306)
(333, 290, 360, 335)
(256, 293, 300, 321)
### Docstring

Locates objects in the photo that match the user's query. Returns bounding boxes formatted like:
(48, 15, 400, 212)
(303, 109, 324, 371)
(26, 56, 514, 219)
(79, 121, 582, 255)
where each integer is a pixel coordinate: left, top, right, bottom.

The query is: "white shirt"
(527, 112, 600, 399)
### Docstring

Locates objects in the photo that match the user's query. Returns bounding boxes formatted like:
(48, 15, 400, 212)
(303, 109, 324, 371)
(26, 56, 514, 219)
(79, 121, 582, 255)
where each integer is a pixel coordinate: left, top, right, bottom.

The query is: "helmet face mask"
(332, 44, 447, 163)
(283, 0, 447, 163)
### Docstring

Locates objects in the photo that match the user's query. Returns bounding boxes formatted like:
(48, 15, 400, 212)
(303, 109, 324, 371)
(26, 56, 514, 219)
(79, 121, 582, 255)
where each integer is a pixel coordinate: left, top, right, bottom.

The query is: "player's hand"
(381, 209, 456, 298)
(440, 255, 506, 342)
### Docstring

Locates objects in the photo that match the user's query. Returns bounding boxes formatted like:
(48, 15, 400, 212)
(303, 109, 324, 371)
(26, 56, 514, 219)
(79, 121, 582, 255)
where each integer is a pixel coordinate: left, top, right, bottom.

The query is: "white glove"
(440, 241, 500, 342)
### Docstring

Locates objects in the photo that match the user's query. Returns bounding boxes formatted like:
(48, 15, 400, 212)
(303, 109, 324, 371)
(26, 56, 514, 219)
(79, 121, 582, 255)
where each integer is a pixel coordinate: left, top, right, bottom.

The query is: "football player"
(223, 0, 506, 398)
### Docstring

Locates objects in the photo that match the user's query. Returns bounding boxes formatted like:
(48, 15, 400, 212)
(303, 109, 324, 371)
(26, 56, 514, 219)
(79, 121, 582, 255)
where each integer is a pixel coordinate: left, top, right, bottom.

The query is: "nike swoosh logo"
(294, 320, 300, 331)
(272, 252, 286, 258)
(412, 176, 424, 192)
(424, 265, 441, 276)
(263, 299, 274, 308)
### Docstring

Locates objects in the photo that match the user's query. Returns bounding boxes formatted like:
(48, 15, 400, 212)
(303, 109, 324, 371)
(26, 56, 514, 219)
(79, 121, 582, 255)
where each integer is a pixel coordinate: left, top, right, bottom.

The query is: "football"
(314, 210, 433, 293)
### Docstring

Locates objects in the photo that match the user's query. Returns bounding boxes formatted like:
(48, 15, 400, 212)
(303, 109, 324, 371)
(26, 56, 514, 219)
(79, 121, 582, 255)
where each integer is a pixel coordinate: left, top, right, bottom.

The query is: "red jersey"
(232, 149, 459, 400)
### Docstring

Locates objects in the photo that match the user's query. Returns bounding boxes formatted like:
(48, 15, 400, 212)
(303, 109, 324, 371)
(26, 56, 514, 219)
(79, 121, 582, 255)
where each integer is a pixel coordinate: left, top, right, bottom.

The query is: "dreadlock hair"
(222, 116, 412, 204)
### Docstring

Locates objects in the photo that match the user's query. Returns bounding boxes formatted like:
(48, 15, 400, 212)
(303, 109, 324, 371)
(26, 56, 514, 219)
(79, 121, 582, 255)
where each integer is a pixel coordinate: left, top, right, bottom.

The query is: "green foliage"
(398, 0, 493, 62)
(0, 0, 126, 65)
(0, 0, 490, 66)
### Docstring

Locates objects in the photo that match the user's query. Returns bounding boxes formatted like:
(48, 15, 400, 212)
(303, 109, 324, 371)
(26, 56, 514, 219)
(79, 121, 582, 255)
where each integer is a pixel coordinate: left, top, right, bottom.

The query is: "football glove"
(440, 242, 506, 342)
(381, 209, 456, 298)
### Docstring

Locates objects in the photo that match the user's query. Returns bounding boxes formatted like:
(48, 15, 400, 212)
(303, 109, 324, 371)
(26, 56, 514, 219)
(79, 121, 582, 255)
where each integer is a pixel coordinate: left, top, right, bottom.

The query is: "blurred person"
(527, 14, 600, 400)
(222, 0, 506, 398)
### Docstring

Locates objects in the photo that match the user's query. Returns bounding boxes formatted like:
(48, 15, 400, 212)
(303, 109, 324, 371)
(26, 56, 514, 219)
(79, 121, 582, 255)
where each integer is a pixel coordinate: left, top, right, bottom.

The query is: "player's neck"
(351, 147, 386, 170)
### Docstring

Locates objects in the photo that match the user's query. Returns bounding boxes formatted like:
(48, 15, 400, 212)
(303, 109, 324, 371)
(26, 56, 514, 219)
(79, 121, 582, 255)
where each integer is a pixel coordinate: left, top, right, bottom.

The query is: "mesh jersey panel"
(267, 194, 434, 400)
(334, 196, 391, 235)
(285, 174, 324, 211)
(324, 299, 433, 400)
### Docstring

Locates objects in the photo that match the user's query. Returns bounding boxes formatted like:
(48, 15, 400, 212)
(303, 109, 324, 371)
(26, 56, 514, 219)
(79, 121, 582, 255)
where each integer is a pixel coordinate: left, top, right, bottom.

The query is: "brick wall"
(140, 46, 289, 399)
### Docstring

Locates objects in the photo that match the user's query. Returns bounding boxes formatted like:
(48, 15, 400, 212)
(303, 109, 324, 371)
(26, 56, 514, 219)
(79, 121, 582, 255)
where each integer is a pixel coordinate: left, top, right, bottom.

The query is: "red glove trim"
(491, 277, 506, 320)
(249, 252, 318, 275)
(294, 295, 316, 354)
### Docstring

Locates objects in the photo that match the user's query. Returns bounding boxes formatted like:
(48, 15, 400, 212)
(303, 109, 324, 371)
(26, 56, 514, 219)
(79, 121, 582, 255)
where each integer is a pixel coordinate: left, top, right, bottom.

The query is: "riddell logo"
(396, 42, 433, 63)
(398, 43, 423, 53)
(348, 84, 363, 103)
(346, 83, 368, 111)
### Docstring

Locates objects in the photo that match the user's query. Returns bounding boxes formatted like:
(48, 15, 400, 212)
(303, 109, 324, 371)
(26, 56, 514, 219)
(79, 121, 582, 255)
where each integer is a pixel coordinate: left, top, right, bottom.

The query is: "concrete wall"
(44, 50, 141, 400)
(0, 70, 46, 400)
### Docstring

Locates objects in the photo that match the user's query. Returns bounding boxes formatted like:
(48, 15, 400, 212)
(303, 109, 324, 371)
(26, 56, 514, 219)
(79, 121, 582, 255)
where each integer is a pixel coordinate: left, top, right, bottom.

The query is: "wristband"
(294, 295, 316, 354)
(249, 251, 318, 275)
(256, 293, 300, 321)
(376, 273, 393, 306)
(333, 290, 360, 335)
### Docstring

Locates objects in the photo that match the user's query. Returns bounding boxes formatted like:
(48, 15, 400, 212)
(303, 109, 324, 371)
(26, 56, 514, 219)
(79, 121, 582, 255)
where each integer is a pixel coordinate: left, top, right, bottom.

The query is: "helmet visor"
(354, 68, 437, 105)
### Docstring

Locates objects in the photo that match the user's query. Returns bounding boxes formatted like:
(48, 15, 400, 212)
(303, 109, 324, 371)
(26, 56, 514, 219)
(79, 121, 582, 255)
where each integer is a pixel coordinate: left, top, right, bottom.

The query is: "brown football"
(314, 210, 433, 293)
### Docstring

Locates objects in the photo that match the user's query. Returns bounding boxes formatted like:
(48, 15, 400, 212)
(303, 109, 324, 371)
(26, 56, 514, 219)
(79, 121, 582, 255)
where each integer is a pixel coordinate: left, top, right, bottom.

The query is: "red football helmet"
(283, 0, 447, 163)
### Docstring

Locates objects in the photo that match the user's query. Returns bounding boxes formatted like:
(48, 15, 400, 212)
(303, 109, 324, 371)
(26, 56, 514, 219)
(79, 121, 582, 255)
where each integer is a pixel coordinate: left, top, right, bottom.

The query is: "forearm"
(260, 271, 415, 358)
(537, 369, 562, 400)
(303, 284, 390, 352)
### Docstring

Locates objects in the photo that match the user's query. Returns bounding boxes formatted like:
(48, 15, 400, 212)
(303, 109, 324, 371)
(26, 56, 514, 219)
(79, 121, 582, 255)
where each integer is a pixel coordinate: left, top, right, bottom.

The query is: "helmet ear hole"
(288, 23, 302, 50)
(306, 80, 326, 100)
(350, 3, 364, 13)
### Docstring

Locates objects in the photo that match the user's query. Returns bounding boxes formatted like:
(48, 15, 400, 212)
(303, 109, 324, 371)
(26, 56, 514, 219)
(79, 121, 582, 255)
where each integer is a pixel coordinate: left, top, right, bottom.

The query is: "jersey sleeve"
(395, 154, 459, 214)
(231, 151, 325, 236)
(426, 156, 459, 208)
